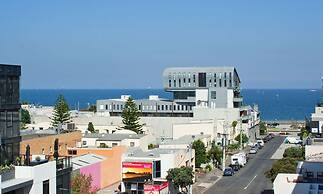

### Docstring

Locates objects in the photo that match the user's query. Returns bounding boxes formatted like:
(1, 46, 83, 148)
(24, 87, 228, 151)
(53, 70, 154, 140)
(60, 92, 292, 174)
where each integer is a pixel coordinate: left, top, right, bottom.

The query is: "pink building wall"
(80, 162, 102, 190)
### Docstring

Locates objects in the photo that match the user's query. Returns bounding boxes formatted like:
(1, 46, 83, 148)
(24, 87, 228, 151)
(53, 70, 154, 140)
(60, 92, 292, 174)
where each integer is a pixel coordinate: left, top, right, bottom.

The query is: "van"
(231, 152, 247, 167)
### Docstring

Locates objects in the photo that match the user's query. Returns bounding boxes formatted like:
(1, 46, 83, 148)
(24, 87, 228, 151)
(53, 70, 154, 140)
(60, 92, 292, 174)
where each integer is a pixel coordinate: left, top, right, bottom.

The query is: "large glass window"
(198, 73, 206, 87)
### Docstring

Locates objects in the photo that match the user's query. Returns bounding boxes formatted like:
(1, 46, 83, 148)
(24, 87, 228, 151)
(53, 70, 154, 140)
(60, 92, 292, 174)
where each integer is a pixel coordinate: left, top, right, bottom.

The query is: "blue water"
(21, 89, 322, 121)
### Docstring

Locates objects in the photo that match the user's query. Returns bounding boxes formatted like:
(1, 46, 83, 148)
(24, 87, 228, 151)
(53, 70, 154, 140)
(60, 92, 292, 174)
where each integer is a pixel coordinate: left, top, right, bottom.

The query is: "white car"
(285, 137, 302, 144)
(257, 139, 265, 147)
(249, 147, 257, 154)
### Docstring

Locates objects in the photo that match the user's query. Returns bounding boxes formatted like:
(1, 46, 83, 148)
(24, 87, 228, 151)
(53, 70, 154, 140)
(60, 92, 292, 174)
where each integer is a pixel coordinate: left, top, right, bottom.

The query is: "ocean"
(21, 89, 322, 121)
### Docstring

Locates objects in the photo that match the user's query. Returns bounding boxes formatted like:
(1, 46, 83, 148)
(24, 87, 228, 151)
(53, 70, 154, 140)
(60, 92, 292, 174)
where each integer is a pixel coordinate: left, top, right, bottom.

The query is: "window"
(82, 141, 87, 145)
(130, 142, 135, 147)
(43, 180, 49, 194)
(153, 161, 161, 178)
(173, 105, 176, 111)
(106, 105, 108, 110)
(183, 78, 186, 83)
(42, 148, 45, 154)
(193, 75, 196, 83)
(168, 80, 171, 87)
(117, 104, 119, 110)
(161, 105, 164, 111)
(139, 105, 142, 110)
(68, 150, 77, 155)
(211, 91, 216, 99)
(198, 73, 206, 87)
(188, 78, 191, 83)
(157, 105, 160, 110)
(120, 105, 123, 110)
(179, 79, 181, 87)
(112, 143, 118, 147)
(165, 105, 168, 110)
(174, 80, 176, 87)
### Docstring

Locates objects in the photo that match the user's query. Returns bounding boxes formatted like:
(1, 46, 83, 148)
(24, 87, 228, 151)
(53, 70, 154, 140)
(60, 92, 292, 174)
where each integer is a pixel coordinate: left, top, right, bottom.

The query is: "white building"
(80, 132, 154, 151)
(273, 161, 323, 194)
(0, 161, 57, 194)
(121, 147, 195, 194)
(159, 134, 212, 150)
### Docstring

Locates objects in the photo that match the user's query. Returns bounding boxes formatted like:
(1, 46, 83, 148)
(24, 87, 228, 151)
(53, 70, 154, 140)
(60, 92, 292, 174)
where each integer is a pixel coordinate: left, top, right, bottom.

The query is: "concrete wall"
(305, 145, 323, 161)
(70, 146, 127, 187)
(79, 162, 102, 190)
(172, 121, 215, 140)
(273, 173, 317, 194)
(15, 161, 57, 194)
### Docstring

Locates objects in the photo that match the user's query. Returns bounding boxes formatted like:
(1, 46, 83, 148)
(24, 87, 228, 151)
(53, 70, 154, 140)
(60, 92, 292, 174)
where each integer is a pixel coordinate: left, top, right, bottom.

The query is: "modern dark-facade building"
(97, 67, 243, 116)
(0, 64, 21, 163)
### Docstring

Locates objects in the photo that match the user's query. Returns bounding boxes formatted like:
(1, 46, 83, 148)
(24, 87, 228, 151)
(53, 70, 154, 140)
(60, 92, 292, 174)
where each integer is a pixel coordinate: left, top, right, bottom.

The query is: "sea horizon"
(20, 89, 322, 121)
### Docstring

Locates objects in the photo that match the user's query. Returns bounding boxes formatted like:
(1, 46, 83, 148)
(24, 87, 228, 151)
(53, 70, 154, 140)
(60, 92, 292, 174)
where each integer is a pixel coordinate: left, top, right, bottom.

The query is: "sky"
(0, 1, 322, 89)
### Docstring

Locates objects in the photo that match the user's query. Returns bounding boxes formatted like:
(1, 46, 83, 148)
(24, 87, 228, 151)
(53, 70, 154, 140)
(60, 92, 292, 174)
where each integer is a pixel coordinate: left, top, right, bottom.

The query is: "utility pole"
(240, 120, 243, 150)
(222, 134, 226, 171)
(222, 121, 228, 171)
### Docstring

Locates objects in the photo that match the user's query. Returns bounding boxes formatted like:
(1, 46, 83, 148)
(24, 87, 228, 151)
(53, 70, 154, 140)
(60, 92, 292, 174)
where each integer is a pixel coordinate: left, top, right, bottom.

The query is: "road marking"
(243, 175, 257, 190)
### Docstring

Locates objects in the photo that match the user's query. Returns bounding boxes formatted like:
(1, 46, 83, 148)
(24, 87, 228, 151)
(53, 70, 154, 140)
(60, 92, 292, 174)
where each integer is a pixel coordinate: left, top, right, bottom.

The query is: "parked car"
(284, 137, 302, 144)
(231, 164, 240, 172)
(223, 167, 235, 176)
(257, 139, 265, 147)
(249, 147, 257, 154)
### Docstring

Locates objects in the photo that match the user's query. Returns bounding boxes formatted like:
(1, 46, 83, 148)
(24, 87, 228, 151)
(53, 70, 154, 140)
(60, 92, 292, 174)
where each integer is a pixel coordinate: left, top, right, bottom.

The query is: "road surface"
(204, 136, 285, 194)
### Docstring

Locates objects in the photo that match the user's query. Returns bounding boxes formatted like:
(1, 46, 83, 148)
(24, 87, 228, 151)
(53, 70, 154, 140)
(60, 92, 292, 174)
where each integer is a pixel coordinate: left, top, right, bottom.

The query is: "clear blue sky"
(0, 1, 322, 89)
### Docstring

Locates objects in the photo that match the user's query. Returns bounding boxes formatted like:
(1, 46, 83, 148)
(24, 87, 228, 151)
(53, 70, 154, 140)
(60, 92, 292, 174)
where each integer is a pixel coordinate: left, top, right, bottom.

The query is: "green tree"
(21, 109, 31, 129)
(300, 127, 309, 140)
(71, 173, 98, 194)
(235, 133, 249, 144)
(283, 147, 305, 160)
(88, 105, 97, 112)
(121, 97, 143, 134)
(192, 140, 207, 168)
(88, 122, 95, 133)
(259, 122, 267, 135)
(166, 166, 194, 194)
(265, 158, 298, 182)
(232, 120, 238, 129)
(207, 141, 222, 167)
(51, 95, 71, 127)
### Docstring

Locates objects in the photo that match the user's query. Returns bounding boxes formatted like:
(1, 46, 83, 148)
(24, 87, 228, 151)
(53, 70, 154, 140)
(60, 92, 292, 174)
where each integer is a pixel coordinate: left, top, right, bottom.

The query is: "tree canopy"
(21, 109, 31, 129)
(71, 173, 98, 194)
(235, 133, 249, 144)
(265, 158, 298, 182)
(166, 166, 194, 194)
(207, 141, 222, 167)
(120, 97, 143, 134)
(51, 94, 71, 127)
(87, 122, 95, 133)
(192, 139, 207, 168)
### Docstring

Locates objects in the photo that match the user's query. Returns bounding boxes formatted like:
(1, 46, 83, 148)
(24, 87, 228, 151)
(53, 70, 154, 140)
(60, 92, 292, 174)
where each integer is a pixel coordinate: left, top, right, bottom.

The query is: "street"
(204, 136, 285, 194)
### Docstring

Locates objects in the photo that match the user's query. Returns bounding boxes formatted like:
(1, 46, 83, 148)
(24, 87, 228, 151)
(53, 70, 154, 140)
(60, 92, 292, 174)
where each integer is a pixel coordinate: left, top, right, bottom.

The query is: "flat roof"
(84, 133, 146, 141)
(1, 178, 33, 193)
(72, 154, 105, 170)
(162, 134, 211, 145)
(126, 147, 187, 158)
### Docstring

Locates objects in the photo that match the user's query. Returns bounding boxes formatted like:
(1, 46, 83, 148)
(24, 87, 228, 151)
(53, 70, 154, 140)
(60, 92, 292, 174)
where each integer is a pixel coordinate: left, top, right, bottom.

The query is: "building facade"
(97, 67, 243, 116)
(0, 64, 21, 163)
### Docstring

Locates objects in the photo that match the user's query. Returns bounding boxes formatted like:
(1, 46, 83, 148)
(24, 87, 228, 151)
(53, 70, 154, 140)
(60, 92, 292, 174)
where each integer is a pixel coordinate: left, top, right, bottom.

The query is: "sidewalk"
(192, 167, 223, 194)
(98, 182, 120, 194)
